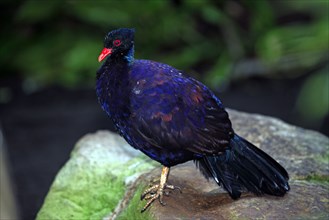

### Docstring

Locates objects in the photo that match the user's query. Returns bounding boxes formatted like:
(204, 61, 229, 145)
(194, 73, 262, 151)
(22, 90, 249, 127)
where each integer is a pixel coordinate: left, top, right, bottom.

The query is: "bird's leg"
(140, 166, 181, 212)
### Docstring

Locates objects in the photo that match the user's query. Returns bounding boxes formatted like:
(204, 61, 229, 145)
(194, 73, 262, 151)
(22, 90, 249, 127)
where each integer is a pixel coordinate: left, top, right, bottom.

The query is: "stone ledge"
(37, 110, 329, 220)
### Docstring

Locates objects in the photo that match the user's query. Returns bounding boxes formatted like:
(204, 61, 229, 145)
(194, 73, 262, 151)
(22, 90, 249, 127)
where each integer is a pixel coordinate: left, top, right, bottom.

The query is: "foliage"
(0, 0, 328, 124)
(296, 66, 329, 125)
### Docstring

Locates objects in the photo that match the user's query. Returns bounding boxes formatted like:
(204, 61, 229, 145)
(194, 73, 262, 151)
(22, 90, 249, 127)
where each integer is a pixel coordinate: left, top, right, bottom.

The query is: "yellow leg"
(140, 166, 181, 212)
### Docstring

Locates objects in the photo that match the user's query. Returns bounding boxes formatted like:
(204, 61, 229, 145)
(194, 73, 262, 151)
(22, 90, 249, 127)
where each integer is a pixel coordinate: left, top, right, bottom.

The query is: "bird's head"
(98, 28, 135, 62)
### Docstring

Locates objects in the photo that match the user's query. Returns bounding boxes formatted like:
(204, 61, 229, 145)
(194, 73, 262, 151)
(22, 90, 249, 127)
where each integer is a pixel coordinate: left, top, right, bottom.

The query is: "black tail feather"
(195, 134, 290, 199)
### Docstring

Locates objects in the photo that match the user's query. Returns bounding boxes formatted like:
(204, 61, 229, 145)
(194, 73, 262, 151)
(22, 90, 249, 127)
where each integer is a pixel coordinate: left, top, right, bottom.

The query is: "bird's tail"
(195, 134, 290, 199)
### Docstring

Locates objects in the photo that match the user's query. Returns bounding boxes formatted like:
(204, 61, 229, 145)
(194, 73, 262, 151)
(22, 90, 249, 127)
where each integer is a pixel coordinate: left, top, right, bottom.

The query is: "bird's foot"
(140, 166, 181, 212)
(140, 183, 181, 212)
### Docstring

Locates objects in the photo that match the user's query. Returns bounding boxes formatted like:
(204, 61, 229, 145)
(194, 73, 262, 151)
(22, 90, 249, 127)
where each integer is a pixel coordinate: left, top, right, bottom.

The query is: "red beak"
(98, 48, 112, 62)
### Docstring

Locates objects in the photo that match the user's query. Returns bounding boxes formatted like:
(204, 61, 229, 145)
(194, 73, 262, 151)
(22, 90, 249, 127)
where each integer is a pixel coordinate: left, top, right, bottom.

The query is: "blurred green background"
(1, 0, 328, 129)
(0, 1, 328, 219)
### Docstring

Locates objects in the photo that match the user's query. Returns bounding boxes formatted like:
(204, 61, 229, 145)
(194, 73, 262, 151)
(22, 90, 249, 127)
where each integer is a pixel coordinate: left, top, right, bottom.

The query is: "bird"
(96, 28, 290, 212)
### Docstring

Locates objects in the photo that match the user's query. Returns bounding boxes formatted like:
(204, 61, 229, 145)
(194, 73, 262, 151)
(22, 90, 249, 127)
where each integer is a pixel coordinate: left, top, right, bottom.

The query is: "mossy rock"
(36, 131, 156, 220)
(37, 110, 329, 219)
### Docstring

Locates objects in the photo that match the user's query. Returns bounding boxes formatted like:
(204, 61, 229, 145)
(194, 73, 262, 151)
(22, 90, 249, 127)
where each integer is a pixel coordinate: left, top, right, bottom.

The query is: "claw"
(140, 184, 159, 200)
(159, 196, 166, 206)
(165, 185, 182, 192)
(141, 194, 159, 212)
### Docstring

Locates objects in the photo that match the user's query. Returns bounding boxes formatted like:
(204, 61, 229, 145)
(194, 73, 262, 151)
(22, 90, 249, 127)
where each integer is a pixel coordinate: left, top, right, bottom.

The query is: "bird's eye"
(113, 39, 122, 47)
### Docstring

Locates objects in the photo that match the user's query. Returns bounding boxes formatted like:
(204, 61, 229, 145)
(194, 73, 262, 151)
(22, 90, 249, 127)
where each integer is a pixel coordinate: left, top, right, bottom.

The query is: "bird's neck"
(105, 45, 135, 66)
(96, 53, 132, 119)
(124, 45, 134, 64)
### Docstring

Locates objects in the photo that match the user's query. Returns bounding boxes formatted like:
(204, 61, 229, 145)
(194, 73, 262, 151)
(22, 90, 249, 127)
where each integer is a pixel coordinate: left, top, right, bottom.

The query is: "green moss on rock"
(36, 131, 156, 220)
(116, 185, 154, 220)
(304, 174, 329, 183)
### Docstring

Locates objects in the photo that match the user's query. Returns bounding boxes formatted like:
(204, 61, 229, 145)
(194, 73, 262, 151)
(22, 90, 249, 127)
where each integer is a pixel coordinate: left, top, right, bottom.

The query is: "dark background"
(0, 0, 328, 219)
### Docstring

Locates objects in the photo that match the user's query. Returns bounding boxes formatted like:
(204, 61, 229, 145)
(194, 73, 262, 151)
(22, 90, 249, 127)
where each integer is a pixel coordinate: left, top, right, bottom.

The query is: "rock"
(146, 110, 329, 219)
(228, 110, 329, 179)
(37, 110, 329, 220)
(36, 131, 156, 220)
(148, 162, 329, 220)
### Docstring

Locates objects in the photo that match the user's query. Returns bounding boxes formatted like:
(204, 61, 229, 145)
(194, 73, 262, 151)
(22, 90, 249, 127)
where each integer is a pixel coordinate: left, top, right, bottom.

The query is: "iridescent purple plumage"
(97, 58, 232, 166)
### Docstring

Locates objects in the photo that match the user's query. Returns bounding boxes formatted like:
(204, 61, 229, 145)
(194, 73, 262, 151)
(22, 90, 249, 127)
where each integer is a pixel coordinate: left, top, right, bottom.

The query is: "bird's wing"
(129, 62, 233, 155)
